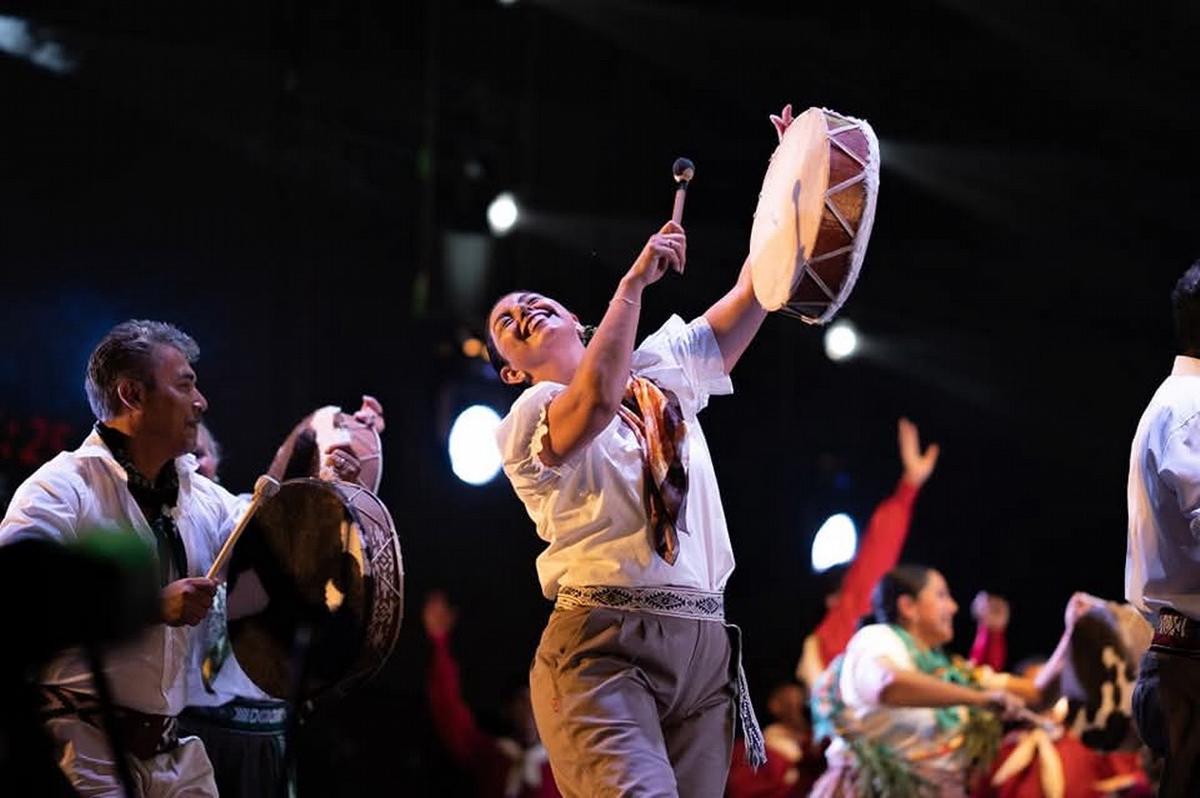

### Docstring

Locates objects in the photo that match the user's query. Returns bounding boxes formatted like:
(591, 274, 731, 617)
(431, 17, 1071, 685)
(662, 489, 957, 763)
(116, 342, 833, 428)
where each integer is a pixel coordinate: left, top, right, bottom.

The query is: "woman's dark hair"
(871, 564, 933, 625)
(484, 328, 508, 380)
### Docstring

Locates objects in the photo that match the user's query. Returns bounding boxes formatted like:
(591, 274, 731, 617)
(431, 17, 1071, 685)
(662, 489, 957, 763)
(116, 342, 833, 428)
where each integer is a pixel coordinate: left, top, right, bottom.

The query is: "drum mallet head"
(673, 157, 695, 184)
(253, 475, 281, 498)
(671, 157, 694, 225)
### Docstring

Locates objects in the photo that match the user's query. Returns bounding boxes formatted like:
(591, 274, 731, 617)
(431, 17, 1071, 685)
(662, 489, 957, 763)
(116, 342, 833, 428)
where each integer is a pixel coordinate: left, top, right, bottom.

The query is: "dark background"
(0, 1, 1195, 794)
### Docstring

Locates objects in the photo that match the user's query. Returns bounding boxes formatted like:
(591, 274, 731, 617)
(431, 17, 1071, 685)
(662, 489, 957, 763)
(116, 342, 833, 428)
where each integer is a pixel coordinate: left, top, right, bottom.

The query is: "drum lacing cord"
(339, 485, 403, 600)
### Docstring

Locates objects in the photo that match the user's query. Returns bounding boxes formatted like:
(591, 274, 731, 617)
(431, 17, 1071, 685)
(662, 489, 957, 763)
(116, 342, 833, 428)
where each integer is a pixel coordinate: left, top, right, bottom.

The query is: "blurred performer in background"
(191, 423, 222, 484)
(968, 591, 1012, 674)
(725, 679, 826, 798)
(797, 418, 939, 689)
(808, 565, 1029, 797)
(977, 592, 1152, 797)
(0, 320, 240, 797)
(1127, 260, 1200, 797)
(422, 591, 559, 798)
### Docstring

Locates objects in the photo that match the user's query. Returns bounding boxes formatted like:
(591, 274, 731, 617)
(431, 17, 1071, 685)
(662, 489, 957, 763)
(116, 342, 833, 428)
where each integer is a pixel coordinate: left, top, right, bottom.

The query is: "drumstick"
(671, 157, 695, 226)
(206, 475, 281, 581)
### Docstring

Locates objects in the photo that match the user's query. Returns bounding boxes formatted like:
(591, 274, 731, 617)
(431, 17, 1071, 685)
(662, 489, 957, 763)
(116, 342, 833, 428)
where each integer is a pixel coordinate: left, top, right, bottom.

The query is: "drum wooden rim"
(749, 107, 880, 325)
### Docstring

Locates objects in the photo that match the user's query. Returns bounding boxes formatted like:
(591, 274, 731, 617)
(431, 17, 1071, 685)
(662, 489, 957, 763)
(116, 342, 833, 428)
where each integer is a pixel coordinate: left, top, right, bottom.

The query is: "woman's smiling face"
(487, 292, 583, 385)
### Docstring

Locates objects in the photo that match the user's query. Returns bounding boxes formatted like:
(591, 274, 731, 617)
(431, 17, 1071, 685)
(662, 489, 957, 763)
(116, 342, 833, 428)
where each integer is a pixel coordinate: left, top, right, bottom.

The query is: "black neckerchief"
(95, 422, 188, 585)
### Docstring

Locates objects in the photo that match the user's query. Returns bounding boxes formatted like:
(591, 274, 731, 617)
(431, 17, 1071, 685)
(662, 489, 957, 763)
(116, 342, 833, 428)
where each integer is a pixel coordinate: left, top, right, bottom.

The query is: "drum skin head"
(226, 479, 402, 701)
(750, 107, 829, 311)
(750, 106, 880, 324)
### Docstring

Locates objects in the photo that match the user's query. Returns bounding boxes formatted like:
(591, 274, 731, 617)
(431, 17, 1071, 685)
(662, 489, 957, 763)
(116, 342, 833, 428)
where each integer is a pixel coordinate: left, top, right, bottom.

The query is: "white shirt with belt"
(1127, 355, 1200, 622)
(495, 314, 735, 599)
(0, 429, 241, 716)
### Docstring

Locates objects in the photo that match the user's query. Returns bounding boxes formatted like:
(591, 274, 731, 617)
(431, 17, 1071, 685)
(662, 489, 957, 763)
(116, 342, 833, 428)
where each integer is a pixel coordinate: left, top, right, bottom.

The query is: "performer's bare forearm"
(880, 668, 990, 709)
(553, 277, 644, 426)
(544, 223, 683, 463)
(704, 258, 768, 374)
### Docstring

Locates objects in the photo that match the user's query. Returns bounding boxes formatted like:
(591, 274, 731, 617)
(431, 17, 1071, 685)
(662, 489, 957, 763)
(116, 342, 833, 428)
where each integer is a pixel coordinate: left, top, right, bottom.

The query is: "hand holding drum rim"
(323, 442, 362, 482)
(768, 102, 796, 141)
(1063, 591, 1104, 629)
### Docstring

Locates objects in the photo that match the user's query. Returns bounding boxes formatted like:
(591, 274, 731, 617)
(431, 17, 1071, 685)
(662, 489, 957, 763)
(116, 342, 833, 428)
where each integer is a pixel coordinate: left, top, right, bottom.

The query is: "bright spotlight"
(824, 319, 858, 362)
(448, 405, 503, 485)
(487, 192, 520, 236)
(811, 513, 857, 572)
(0, 15, 77, 74)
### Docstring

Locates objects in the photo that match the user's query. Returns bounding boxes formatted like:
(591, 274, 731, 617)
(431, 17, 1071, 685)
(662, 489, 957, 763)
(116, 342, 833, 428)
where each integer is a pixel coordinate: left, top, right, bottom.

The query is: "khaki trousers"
(530, 607, 736, 798)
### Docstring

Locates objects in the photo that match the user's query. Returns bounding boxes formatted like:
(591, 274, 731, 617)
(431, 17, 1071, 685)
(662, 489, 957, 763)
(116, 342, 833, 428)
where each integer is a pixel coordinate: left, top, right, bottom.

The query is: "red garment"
(427, 633, 560, 798)
(726, 734, 825, 798)
(973, 734, 1151, 798)
(970, 622, 1008, 671)
(814, 480, 920, 664)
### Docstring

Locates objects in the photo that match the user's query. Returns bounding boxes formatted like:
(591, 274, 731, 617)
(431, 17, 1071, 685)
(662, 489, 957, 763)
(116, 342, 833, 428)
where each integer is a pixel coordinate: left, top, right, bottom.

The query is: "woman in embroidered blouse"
(810, 565, 1031, 798)
(485, 212, 772, 797)
(482, 107, 806, 798)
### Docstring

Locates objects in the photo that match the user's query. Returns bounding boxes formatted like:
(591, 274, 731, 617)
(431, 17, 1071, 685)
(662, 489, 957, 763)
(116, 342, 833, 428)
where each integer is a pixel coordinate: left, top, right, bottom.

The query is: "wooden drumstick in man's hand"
(671, 157, 695, 227)
(207, 475, 280, 581)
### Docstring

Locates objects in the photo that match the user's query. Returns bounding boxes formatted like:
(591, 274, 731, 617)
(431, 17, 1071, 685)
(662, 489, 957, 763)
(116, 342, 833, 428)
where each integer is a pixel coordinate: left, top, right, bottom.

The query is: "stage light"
(462, 337, 484, 359)
(448, 405, 503, 485)
(0, 15, 76, 74)
(487, 192, 520, 236)
(824, 320, 858, 362)
(811, 513, 857, 572)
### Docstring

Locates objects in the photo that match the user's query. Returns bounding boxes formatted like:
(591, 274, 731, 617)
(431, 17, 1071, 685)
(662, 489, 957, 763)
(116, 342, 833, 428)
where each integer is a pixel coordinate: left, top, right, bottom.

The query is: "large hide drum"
(226, 479, 403, 702)
(749, 106, 880, 324)
(1061, 606, 1143, 751)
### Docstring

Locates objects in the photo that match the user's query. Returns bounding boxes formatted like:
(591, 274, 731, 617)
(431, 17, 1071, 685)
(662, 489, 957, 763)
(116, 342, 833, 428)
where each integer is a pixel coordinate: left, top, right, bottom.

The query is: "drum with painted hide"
(225, 478, 403, 702)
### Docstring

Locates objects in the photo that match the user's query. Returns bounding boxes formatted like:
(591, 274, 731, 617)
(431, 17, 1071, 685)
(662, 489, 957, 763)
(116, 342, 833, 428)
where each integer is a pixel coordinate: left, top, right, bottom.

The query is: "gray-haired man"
(1, 319, 244, 797)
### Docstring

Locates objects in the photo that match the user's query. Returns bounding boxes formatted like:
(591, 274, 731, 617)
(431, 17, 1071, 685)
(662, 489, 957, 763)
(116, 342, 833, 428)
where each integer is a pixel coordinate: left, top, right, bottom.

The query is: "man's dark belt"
(39, 686, 179, 759)
(179, 697, 289, 733)
(1151, 608, 1200, 655)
